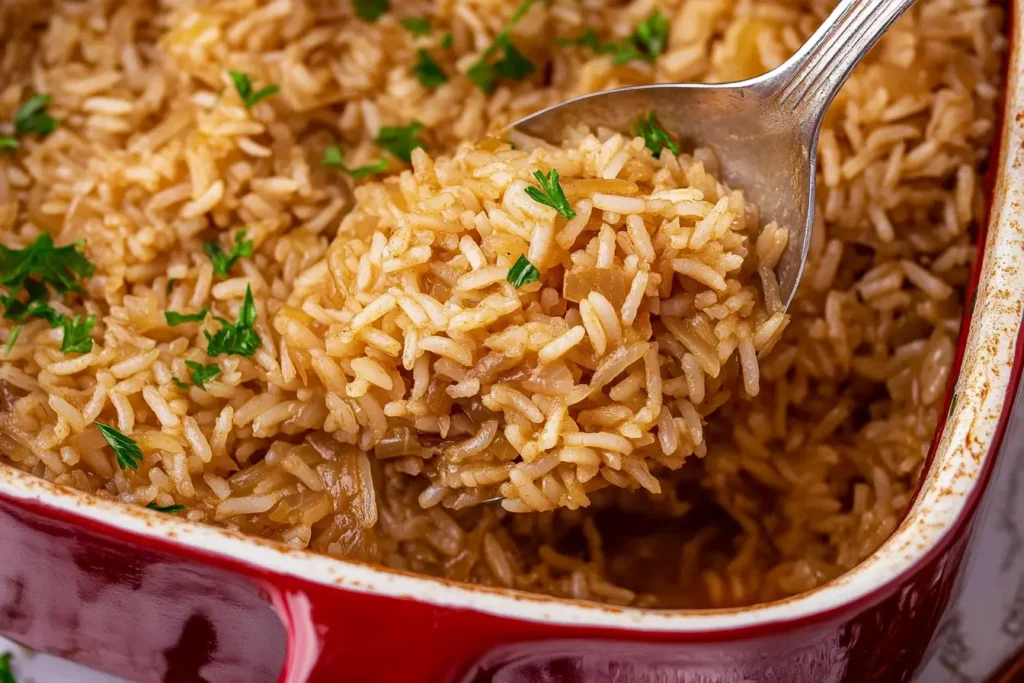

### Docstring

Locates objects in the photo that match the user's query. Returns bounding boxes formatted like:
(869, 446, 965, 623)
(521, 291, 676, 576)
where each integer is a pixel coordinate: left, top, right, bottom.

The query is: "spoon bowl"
(511, 0, 917, 310)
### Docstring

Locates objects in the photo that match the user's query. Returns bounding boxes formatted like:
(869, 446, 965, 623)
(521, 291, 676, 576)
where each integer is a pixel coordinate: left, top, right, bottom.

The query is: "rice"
(0, 0, 1003, 610)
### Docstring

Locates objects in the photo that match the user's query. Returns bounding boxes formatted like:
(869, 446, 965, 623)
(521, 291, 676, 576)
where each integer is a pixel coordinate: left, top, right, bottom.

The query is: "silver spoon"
(511, 0, 917, 311)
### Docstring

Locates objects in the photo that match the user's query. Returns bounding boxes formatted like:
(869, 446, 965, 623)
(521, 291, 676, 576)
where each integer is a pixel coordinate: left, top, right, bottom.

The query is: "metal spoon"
(511, 0, 916, 310)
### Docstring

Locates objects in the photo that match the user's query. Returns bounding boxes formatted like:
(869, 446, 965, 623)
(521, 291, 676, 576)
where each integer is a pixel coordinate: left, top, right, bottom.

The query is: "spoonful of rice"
(510, 0, 916, 310)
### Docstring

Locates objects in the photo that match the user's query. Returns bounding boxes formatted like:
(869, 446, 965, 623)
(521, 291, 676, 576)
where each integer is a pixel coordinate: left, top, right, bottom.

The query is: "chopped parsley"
(525, 169, 575, 219)
(556, 28, 617, 54)
(166, 278, 178, 295)
(0, 233, 94, 302)
(612, 12, 670, 65)
(0, 651, 15, 683)
(205, 285, 260, 357)
(320, 146, 388, 180)
(467, 0, 537, 93)
(631, 111, 680, 158)
(0, 94, 58, 154)
(227, 70, 280, 110)
(14, 94, 59, 139)
(147, 501, 186, 514)
(949, 392, 959, 418)
(185, 360, 221, 388)
(441, 32, 453, 49)
(375, 123, 426, 163)
(413, 50, 447, 88)
(96, 422, 143, 470)
(4, 325, 20, 356)
(165, 308, 208, 326)
(507, 254, 541, 288)
(0, 233, 96, 354)
(172, 377, 189, 390)
(56, 314, 95, 354)
(401, 17, 431, 36)
(354, 0, 389, 21)
(204, 229, 253, 278)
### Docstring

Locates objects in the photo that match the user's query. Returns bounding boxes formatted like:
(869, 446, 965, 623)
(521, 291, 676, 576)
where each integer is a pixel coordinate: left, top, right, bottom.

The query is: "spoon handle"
(768, 0, 918, 130)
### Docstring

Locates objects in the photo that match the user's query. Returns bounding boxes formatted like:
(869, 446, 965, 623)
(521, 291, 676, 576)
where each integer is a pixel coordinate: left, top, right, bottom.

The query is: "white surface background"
(2, 384, 1023, 683)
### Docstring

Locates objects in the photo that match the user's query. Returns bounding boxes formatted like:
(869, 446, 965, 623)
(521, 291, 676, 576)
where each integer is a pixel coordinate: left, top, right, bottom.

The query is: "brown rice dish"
(0, 0, 1005, 608)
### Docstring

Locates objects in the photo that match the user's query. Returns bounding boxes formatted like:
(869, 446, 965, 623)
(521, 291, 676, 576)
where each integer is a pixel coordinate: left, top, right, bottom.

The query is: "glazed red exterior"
(0, 462, 1000, 683)
(1, 4, 1021, 683)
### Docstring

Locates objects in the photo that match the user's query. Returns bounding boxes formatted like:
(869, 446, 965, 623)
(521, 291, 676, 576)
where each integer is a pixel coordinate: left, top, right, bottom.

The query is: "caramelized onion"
(374, 426, 423, 459)
(564, 266, 626, 309)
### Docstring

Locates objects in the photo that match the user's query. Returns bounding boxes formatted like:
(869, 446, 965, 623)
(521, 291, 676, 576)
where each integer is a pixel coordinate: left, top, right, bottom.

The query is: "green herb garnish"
(204, 229, 253, 278)
(172, 377, 189, 390)
(949, 392, 959, 418)
(375, 123, 426, 163)
(441, 32, 453, 48)
(525, 169, 575, 219)
(57, 314, 95, 354)
(0, 138, 17, 155)
(0, 233, 95, 354)
(354, 0, 388, 21)
(0, 651, 15, 683)
(96, 422, 143, 470)
(612, 12, 669, 65)
(401, 17, 431, 35)
(507, 254, 540, 288)
(166, 278, 178, 295)
(227, 70, 280, 110)
(14, 94, 59, 139)
(0, 233, 94, 302)
(205, 285, 260, 357)
(147, 502, 186, 514)
(320, 146, 388, 180)
(467, 0, 536, 93)
(165, 308, 208, 326)
(4, 325, 20, 357)
(186, 360, 221, 388)
(556, 27, 617, 54)
(631, 111, 680, 158)
(413, 50, 447, 88)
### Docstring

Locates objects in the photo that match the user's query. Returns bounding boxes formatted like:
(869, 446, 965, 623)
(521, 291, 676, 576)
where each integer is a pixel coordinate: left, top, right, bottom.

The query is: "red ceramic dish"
(2, 9, 1023, 683)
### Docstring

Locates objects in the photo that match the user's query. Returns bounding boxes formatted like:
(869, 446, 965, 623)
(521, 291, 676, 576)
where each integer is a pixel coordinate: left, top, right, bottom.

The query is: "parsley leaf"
(375, 123, 426, 163)
(0, 233, 94, 299)
(441, 32, 454, 49)
(556, 27, 617, 54)
(320, 146, 388, 180)
(227, 70, 280, 110)
(147, 502, 186, 514)
(165, 308, 208, 326)
(467, 0, 536, 93)
(96, 422, 143, 470)
(413, 50, 447, 88)
(0, 651, 15, 683)
(354, 0, 389, 21)
(401, 17, 431, 36)
(612, 12, 669, 65)
(0, 137, 17, 154)
(166, 278, 178, 295)
(56, 314, 95, 354)
(507, 255, 541, 288)
(185, 360, 221, 388)
(205, 285, 260, 357)
(4, 325, 20, 357)
(172, 377, 189, 390)
(204, 229, 253, 278)
(14, 94, 59, 139)
(524, 169, 575, 219)
(631, 111, 680, 158)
